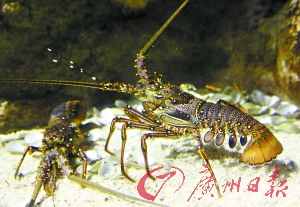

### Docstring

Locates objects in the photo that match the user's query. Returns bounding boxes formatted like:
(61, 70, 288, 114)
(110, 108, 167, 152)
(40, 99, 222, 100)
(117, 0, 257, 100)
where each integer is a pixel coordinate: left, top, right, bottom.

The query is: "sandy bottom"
(0, 128, 299, 207)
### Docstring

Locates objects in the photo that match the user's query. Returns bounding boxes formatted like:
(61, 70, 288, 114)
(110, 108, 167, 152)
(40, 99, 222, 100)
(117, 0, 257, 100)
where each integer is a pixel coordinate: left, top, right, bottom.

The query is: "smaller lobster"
(14, 100, 156, 206)
(14, 100, 88, 206)
(1, 0, 283, 197)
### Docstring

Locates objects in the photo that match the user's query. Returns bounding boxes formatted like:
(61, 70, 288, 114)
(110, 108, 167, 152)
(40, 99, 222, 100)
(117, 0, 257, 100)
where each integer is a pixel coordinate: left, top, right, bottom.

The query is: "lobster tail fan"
(241, 130, 283, 165)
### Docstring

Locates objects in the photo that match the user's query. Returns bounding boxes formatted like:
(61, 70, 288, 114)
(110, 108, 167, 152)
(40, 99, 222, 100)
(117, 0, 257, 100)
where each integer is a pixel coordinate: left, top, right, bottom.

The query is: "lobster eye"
(164, 89, 170, 93)
(162, 88, 172, 97)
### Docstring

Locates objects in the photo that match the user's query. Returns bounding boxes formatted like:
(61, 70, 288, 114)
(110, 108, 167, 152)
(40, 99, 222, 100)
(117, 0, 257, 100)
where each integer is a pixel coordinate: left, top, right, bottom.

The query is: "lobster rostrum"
(0, 0, 283, 197)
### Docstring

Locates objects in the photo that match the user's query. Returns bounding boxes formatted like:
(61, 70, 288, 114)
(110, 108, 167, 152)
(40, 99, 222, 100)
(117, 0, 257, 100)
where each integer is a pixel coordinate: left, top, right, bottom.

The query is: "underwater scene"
(0, 0, 299, 206)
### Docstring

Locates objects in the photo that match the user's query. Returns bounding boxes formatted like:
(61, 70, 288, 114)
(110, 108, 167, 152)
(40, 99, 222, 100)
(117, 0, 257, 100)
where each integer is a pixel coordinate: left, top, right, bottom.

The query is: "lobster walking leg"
(105, 105, 189, 182)
(120, 122, 135, 182)
(105, 105, 162, 156)
(195, 130, 221, 197)
(78, 149, 88, 178)
(15, 146, 41, 178)
(140, 132, 180, 180)
(27, 177, 43, 207)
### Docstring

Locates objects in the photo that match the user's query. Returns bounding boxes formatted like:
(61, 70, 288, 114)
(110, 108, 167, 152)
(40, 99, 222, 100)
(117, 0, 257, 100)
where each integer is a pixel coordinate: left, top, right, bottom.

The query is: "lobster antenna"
(27, 177, 43, 207)
(136, 0, 188, 85)
(0, 79, 137, 94)
(139, 0, 188, 54)
(69, 175, 167, 207)
(47, 48, 101, 82)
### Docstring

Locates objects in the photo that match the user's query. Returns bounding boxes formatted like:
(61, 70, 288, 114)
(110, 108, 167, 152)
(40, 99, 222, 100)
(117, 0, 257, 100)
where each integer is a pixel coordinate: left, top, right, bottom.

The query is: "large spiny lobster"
(0, 0, 283, 196)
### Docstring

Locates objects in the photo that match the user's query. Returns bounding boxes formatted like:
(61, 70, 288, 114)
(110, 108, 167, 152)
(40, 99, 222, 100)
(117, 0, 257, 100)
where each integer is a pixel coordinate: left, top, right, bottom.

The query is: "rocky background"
(0, 0, 299, 132)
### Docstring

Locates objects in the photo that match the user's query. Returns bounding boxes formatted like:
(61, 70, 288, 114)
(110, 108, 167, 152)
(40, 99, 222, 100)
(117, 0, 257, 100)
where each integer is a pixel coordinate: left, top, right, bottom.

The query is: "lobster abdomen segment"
(198, 100, 283, 164)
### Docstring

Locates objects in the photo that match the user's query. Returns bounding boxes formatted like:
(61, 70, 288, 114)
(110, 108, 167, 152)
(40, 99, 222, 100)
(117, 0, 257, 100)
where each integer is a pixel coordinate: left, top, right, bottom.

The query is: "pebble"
(276, 103, 298, 116)
(98, 162, 115, 177)
(24, 131, 43, 147)
(88, 128, 103, 141)
(6, 140, 26, 154)
(85, 150, 99, 162)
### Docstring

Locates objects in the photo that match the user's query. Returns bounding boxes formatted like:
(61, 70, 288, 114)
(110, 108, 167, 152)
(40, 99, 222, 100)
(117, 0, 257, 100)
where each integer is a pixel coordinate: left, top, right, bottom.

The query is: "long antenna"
(139, 0, 188, 54)
(0, 79, 137, 94)
(47, 48, 101, 82)
(69, 175, 169, 207)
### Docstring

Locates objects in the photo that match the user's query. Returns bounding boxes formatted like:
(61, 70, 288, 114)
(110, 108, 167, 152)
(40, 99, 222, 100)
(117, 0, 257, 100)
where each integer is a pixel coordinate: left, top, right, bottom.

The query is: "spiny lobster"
(14, 100, 158, 206)
(14, 100, 88, 206)
(0, 0, 283, 197)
